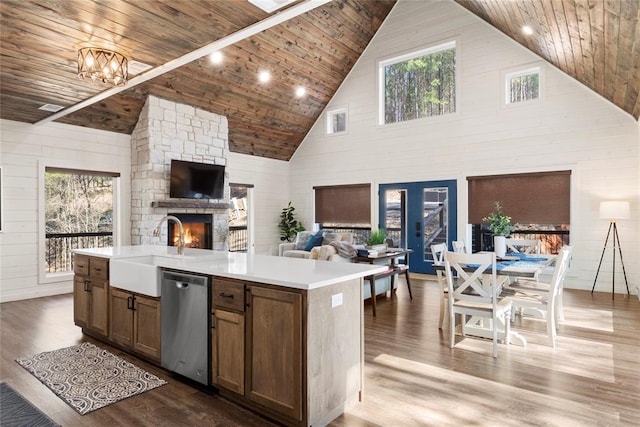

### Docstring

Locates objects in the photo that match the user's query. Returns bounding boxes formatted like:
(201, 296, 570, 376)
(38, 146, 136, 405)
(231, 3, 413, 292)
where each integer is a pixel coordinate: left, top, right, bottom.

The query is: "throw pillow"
(304, 231, 324, 251)
(294, 231, 315, 250)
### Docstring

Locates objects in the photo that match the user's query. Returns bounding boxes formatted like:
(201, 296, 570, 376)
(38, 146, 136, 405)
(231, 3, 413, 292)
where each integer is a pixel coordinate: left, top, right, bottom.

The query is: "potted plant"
(482, 201, 512, 257)
(278, 201, 305, 242)
(366, 229, 388, 253)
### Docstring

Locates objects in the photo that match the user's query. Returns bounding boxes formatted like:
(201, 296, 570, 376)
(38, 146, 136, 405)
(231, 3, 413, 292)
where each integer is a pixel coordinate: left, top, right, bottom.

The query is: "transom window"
(326, 108, 347, 135)
(378, 40, 456, 125)
(505, 67, 540, 104)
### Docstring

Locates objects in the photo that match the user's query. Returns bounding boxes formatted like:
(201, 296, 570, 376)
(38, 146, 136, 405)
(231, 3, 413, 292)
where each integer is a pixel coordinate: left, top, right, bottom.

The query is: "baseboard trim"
(0, 283, 72, 303)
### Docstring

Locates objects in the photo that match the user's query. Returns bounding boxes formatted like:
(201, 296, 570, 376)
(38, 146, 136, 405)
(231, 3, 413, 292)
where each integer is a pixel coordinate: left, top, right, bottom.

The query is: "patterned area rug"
(16, 342, 167, 415)
(0, 382, 60, 426)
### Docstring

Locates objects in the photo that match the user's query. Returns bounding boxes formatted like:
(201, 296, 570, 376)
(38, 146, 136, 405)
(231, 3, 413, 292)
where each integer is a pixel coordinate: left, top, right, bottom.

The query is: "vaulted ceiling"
(1, 1, 638, 161)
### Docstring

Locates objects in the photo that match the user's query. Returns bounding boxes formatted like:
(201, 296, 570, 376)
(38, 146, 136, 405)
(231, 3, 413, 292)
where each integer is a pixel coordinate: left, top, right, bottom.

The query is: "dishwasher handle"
(176, 282, 189, 289)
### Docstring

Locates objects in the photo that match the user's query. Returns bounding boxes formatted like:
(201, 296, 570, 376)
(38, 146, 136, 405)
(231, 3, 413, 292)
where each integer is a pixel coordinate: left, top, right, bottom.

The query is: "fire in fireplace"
(167, 213, 213, 250)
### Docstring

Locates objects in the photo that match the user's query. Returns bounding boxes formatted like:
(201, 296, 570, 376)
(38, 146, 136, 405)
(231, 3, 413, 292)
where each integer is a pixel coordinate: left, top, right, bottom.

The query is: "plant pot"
(365, 244, 388, 253)
(494, 235, 506, 257)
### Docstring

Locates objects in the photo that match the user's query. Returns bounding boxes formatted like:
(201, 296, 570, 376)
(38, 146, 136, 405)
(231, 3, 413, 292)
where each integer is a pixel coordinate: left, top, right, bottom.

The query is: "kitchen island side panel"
(306, 278, 363, 426)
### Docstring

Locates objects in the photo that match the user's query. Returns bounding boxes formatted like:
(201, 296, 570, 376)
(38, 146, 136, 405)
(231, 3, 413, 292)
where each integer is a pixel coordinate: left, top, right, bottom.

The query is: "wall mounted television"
(169, 159, 225, 199)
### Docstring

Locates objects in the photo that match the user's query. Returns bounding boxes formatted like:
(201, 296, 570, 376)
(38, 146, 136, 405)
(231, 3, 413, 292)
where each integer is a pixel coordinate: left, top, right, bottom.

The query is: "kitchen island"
(73, 245, 387, 427)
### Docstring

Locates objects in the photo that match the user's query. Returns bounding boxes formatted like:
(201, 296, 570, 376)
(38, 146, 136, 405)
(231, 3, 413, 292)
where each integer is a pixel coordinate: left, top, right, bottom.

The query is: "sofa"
(278, 230, 355, 261)
(279, 231, 395, 301)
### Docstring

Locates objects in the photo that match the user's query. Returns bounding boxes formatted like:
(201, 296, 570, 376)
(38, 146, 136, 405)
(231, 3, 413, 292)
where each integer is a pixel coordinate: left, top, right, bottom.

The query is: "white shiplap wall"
(0, 120, 131, 302)
(227, 152, 290, 255)
(289, 0, 640, 293)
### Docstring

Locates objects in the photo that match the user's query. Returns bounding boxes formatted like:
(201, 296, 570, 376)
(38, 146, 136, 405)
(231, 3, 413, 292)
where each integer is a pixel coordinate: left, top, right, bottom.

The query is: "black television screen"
(169, 159, 225, 199)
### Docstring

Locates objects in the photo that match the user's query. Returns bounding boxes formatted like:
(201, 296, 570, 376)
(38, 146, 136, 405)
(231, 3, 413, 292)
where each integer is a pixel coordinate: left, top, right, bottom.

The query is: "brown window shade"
(314, 184, 371, 224)
(467, 171, 570, 224)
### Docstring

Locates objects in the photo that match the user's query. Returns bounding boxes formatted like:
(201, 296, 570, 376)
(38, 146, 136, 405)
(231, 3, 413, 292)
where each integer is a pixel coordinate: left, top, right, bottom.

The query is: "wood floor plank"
(1, 277, 638, 426)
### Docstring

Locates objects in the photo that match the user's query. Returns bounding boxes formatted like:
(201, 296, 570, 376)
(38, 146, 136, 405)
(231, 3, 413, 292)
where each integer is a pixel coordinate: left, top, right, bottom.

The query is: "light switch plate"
(331, 292, 343, 308)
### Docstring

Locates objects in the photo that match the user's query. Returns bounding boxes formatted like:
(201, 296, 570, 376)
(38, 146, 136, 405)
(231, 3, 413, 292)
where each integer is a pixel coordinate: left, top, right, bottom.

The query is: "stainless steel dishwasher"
(161, 270, 210, 385)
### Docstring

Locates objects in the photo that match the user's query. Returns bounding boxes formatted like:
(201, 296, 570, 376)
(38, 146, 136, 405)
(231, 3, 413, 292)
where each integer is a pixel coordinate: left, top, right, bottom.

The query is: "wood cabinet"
(73, 255, 109, 337)
(212, 276, 304, 424)
(110, 287, 161, 361)
(246, 285, 303, 422)
(212, 278, 246, 394)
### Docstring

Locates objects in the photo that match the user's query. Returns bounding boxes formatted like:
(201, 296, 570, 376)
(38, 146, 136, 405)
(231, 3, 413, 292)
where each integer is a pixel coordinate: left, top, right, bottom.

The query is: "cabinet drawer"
(74, 255, 89, 276)
(90, 257, 109, 281)
(214, 279, 245, 312)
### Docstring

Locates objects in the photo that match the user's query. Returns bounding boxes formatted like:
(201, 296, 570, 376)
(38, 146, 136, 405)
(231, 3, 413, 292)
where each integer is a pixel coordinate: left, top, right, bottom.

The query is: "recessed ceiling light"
(258, 70, 271, 83)
(248, 0, 296, 13)
(39, 103, 64, 112)
(210, 51, 223, 65)
(295, 87, 306, 98)
(522, 25, 534, 35)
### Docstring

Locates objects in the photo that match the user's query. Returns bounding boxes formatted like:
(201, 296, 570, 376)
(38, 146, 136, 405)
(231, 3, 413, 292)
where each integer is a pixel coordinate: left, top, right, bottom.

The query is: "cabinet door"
(89, 280, 109, 337)
(246, 286, 302, 421)
(133, 295, 161, 360)
(73, 276, 90, 328)
(215, 309, 245, 394)
(110, 287, 133, 347)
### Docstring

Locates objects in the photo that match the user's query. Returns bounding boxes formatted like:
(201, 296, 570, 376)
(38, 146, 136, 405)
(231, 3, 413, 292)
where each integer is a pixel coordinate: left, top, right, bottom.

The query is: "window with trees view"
(45, 168, 116, 273)
(506, 67, 540, 104)
(379, 41, 456, 124)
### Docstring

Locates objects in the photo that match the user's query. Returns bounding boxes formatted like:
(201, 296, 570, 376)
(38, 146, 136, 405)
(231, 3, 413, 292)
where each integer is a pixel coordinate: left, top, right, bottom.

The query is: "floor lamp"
(592, 201, 631, 299)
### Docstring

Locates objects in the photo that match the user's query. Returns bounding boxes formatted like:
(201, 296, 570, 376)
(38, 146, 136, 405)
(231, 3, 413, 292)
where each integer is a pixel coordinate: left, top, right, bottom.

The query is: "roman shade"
(467, 171, 571, 224)
(314, 184, 371, 224)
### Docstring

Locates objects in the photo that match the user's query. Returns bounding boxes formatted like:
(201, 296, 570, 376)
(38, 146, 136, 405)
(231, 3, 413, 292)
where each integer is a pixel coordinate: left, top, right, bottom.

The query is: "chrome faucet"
(153, 215, 185, 255)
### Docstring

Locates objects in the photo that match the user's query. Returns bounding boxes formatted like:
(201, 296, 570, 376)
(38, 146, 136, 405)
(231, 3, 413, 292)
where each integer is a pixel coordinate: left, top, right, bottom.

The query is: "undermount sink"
(110, 256, 165, 297)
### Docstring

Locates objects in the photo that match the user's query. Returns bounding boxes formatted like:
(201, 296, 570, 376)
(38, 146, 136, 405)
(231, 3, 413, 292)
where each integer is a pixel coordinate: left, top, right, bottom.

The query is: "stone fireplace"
(130, 95, 230, 251)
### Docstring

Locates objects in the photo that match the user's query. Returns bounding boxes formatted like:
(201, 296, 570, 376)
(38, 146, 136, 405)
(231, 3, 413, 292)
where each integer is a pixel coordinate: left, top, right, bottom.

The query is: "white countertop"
(73, 245, 388, 290)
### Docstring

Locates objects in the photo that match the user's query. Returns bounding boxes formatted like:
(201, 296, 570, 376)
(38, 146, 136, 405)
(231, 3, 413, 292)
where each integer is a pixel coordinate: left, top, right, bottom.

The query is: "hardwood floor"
(1, 278, 639, 426)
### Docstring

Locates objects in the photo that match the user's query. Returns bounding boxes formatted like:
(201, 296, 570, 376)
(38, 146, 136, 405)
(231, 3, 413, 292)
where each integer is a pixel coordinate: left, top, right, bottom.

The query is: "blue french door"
(379, 180, 457, 274)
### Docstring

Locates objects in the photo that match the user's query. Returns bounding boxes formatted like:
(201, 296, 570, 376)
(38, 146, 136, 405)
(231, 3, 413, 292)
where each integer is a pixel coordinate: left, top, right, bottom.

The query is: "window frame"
(39, 161, 121, 284)
(377, 39, 458, 126)
(502, 64, 544, 106)
(325, 107, 348, 135)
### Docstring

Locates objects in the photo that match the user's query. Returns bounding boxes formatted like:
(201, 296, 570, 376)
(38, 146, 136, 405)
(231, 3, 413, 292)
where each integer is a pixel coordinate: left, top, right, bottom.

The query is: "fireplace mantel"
(151, 200, 232, 209)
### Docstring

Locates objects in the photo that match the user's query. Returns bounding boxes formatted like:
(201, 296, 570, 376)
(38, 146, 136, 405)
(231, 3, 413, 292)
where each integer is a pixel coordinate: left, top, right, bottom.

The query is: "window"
(505, 67, 540, 104)
(467, 171, 571, 254)
(314, 184, 371, 244)
(379, 41, 456, 125)
(227, 183, 251, 252)
(45, 168, 117, 273)
(326, 108, 347, 134)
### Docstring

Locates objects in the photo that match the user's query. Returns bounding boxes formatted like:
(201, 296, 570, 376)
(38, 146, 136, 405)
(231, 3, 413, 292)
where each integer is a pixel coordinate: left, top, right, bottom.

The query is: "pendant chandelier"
(77, 47, 128, 86)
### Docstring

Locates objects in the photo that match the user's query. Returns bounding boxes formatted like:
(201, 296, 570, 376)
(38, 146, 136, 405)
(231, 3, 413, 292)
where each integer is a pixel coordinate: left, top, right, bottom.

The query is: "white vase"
(494, 235, 506, 257)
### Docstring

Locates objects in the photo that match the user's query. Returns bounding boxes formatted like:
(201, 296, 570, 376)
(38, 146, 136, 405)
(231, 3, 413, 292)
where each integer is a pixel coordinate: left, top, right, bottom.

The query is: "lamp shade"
(599, 201, 630, 220)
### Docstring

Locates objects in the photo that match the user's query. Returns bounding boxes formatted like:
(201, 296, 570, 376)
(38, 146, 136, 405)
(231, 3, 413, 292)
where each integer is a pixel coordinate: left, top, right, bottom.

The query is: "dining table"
(434, 252, 557, 346)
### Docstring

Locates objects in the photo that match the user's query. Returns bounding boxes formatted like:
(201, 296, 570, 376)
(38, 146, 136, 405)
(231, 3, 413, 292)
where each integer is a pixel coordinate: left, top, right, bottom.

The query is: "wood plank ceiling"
(1, 0, 638, 161)
(455, 0, 640, 121)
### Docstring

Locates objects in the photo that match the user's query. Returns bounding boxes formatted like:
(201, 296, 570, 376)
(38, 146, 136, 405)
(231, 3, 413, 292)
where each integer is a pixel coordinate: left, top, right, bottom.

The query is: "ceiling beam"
(35, 0, 332, 126)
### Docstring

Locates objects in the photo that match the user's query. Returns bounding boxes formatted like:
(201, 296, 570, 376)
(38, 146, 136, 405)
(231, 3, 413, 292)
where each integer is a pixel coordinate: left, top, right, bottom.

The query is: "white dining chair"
(430, 243, 449, 329)
(509, 245, 573, 322)
(505, 238, 540, 254)
(452, 240, 466, 253)
(444, 251, 513, 358)
(505, 246, 572, 348)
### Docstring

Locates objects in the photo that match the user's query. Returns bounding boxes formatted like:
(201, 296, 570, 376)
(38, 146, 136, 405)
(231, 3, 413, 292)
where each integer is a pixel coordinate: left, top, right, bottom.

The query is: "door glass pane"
(423, 187, 448, 262)
(383, 189, 406, 248)
(228, 185, 248, 252)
